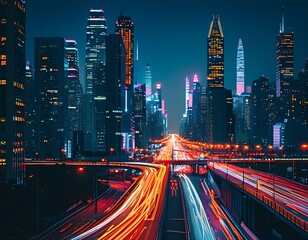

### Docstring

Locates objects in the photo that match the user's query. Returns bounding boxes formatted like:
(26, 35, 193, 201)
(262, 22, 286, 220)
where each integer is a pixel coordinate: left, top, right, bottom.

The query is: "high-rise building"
(134, 41, 139, 85)
(207, 88, 231, 143)
(233, 94, 251, 143)
(134, 84, 146, 148)
(207, 15, 224, 88)
(34, 37, 68, 160)
(251, 76, 270, 146)
(84, 9, 107, 153)
(24, 61, 36, 159)
(116, 13, 134, 87)
(115, 13, 135, 152)
(105, 34, 126, 157)
(65, 39, 83, 158)
(0, 0, 26, 184)
(184, 76, 190, 117)
(145, 63, 152, 97)
(276, 8, 294, 98)
(236, 38, 245, 95)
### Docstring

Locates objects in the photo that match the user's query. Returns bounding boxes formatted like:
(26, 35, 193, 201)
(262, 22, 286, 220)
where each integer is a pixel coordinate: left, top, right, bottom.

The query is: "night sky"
(27, 0, 308, 133)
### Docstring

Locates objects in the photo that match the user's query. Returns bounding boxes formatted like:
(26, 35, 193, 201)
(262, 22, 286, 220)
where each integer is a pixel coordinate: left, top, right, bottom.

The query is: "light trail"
(179, 173, 216, 240)
(71, 162, 167, 240)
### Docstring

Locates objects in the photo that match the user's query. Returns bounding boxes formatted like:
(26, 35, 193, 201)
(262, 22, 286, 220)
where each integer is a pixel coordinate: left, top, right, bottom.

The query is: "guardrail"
(209, 166, 308, 233)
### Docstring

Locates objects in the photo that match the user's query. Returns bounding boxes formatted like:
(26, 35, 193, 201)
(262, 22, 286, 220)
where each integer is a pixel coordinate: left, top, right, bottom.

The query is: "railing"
(208, 166, 308, 233)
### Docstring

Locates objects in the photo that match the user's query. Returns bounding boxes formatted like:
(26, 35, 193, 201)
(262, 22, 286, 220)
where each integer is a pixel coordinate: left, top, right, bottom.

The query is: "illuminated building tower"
(35, 37, 68, 160)
(84, 9, 107, 153)
(25, 61, 36, 159)
(115, 13, 134, 152)
(65, 39, 83, 158)
(207, 15, 224, 88)
(236, 38, 245, 95)
(145, 63, 152, 97)
(0, 0, 26, 184)
(134, 84, 146, 148)
(185, 76, 190, 116)
(276, 7, 294, 98)
(105, 34, 126, 157)
(192, 74, 201, 141)
(251, 76, 270, 145)
(134, 41, 139, 85)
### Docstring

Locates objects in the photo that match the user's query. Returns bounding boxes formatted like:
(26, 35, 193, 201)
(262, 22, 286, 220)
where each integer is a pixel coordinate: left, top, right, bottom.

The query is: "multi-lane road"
(208, 162, 308, 231)
(70, 162, 168, 240)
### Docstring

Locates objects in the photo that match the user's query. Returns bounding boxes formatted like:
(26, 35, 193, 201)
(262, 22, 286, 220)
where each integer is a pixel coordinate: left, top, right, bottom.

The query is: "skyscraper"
(25, 61, 36, 159)
(0, 0, 26, 184)
(85, 9, 107, 95)
(35, 37, 68, 160)
(134, 84, 146, 148)
(84, 9, 107, 153)
(115, 13, 134, 87)
(185, 76, 190, 117)
(105, 34, 126, 157)
(207, 15, 224, 88)
(65, 39, 83, 157)
(276, 7, 294, 98)
(145, 63, 152, 97)
(236, 38, 245, 95)
(251, 76, 270, 145)
(115, 13, 135, 152)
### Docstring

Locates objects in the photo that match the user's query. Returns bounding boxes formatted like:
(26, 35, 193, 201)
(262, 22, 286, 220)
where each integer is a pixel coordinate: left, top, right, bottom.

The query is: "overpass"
(208, 163, 308, 239)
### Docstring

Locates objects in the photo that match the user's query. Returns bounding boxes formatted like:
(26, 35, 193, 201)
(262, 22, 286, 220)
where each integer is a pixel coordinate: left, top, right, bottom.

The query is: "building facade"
(236, 38, 245, 95)
(0, 0, 26, 184)
(105, 34, 126, 157)
(34, 37, 68, 160)
(84, 9, 107, 153)
(207, 15, 224, 88)
(115, 14, 135, 152)
(65, 39, 83, 158)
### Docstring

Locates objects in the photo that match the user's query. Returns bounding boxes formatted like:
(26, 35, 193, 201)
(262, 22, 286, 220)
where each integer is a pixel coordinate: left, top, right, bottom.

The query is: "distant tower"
(207, 15, 224, 88)
(185, 77, 190, 116)
(145, 63, 152, 97)
(276, 6, 294, 97)
(193, 74, 199, 90)
(134, 84, 146, 148)
(236, 38, 245, 95)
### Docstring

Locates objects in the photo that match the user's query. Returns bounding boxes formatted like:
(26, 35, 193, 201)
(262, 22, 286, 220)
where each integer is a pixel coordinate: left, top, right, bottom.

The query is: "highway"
(179, 173, 216, 240)
(69, 162, 168, 240)
(36, 183, 125, 240)
(157, 134, 245, 240)
(208, 162, 308, 231)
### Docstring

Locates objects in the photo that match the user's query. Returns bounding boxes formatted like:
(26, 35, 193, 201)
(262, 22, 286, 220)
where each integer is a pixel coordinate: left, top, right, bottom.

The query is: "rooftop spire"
(208, 15, 224, 38)
(280, 4, 285, 33)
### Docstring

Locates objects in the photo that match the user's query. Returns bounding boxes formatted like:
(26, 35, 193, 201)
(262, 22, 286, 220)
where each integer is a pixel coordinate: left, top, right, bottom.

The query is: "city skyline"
(26, 0, 308, 133)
